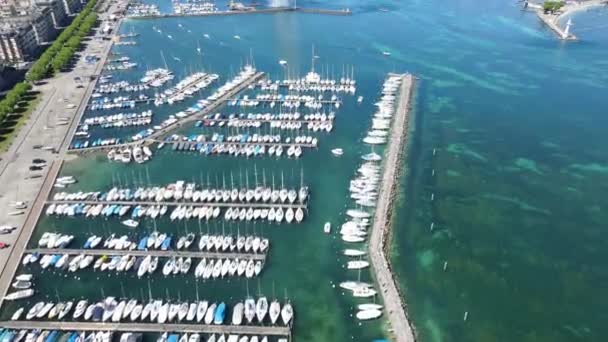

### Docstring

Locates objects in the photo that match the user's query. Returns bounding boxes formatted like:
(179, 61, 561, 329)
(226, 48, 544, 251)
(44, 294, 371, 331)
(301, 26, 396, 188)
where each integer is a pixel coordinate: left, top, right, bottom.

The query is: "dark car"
(32, 145, 43, 149)
(29, 165, 43, 171)
(32, 158, 46, 164)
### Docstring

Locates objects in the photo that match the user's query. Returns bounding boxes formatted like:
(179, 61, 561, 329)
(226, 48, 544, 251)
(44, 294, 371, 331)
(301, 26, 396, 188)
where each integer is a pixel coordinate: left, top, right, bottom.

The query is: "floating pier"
(368, 73, 417, 342)
(25, 248, 267, 261)
(0, 321, 290, 338)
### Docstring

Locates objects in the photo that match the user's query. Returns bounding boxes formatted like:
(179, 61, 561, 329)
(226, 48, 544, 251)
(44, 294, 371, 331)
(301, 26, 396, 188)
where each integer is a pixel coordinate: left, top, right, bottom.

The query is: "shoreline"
(369, 74, 417, 342)
(534, 0, 607, 40)
(0, 0, 125, 308)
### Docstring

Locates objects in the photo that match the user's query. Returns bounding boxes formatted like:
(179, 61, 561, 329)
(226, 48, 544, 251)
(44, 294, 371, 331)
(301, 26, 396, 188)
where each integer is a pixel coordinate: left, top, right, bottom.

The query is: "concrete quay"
(368, 74, 417, 342)
(0, 321, 290, 337)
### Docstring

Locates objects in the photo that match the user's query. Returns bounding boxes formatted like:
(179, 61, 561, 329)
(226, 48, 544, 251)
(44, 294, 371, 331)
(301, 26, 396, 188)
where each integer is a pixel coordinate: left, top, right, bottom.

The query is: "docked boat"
(269, 300, 280, 324)
(347, 260, 370, 270)
(231, 302, 243, 325)
(204, 303, 216, 324)
(281, 302, 293, 325)
(4, 289, 34, 301)
(356, 309, 382, 320)
(256, 297, 268, 323)
(214, 302, 226, 324)
(358, 303, 383, 311)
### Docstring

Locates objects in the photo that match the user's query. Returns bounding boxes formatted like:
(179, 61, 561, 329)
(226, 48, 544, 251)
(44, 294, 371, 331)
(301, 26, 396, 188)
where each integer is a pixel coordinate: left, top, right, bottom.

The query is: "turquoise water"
(7, 1, 608, 342)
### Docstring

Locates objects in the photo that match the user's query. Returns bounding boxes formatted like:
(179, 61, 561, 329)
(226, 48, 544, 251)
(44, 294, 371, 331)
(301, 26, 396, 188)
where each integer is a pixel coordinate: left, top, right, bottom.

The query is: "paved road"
(0, 0, 128, 307)
(369, 74, 417, 342)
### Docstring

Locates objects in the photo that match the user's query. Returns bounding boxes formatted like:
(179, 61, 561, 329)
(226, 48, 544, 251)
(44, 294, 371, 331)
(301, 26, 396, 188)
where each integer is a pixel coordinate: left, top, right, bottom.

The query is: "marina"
(68, 69, 265, 152)
(0, 3, 418, 342)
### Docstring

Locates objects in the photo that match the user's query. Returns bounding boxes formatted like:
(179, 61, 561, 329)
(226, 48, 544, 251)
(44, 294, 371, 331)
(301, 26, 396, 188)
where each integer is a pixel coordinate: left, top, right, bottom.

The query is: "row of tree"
(0, 82, 32, 122)
(26, 0, 99, 82)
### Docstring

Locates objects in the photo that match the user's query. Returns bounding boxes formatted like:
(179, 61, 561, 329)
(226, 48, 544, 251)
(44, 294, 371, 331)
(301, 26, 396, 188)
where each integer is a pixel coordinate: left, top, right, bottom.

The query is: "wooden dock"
(368, 74, 417, 342)
(196, 118, 333, 125)
(160, 140, 317, 149)
(0, 321, 290, 337)
(46, 200, 307, 209)
(228, 98, 340, 105)
(25, 248, 267, 261)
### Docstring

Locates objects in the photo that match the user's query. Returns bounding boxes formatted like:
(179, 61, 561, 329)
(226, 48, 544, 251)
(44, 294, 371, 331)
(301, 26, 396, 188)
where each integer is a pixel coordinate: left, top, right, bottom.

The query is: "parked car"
(0, 242, 10, 249)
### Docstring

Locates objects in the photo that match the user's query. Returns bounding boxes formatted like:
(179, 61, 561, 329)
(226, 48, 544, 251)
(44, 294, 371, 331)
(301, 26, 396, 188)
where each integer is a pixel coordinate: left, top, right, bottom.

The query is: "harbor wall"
(369, 74, 417, 342)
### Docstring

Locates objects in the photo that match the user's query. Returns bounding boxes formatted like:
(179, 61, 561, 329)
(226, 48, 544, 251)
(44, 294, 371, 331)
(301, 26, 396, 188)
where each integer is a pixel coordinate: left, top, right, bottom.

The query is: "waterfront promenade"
(369, 74, 416, 342)
(0, 0, 127, 308)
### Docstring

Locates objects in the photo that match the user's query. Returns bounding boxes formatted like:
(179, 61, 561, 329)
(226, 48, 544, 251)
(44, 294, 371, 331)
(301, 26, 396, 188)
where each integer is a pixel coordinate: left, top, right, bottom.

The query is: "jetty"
(46, 200, 307, 209)
(128, 7, 351, 19)
(531, 0, 607, 40)
(25, 248, 267, 261)
(0, 321, 290, 338)
(368, 74, 416, 342)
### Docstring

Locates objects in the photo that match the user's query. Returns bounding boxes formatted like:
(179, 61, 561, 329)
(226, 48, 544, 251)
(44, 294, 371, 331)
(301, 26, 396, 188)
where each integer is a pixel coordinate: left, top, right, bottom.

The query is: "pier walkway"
(46, 200, 307, 209)
(158, 140, 317, 149)
(0, 321, 290, 337)
(196, 118, 333, 125)
(369, 74, 416, 342)
(144, 72, 266, 142)
(25, 248, 266, 261)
